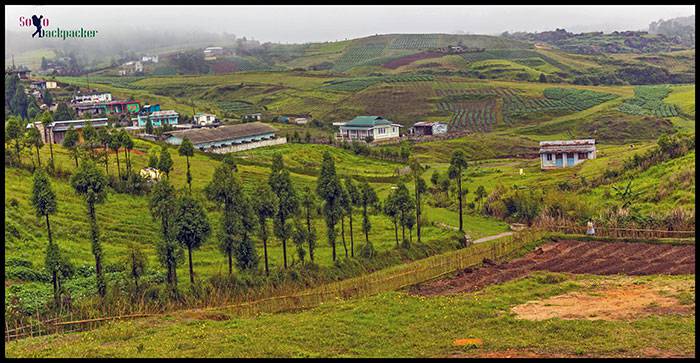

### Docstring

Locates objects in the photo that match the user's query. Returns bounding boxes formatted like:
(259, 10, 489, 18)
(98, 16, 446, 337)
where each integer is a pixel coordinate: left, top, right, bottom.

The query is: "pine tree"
(268, 154, 298, 268)
(316, 151, 343, 262)
(149, 180, 181, 291)
(5, 116, 24, 166)
(158, 145, 173, 179)
(448, 150, 469, 232)
(178, 137, 195, 193)
(299, 186, 318, 262)
(253, 183, 278, 275)
(25, 126, 44, 169)
(62, 125, 80, 168)
(39, 111, 55, 170)
(70, 161, 108, 297)
(172, 194, 211, 285)
(31, 169, 59, 304)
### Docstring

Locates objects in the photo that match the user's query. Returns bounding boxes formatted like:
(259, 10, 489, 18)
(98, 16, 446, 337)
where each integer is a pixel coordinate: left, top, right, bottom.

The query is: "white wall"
(205, 137, 287, 154)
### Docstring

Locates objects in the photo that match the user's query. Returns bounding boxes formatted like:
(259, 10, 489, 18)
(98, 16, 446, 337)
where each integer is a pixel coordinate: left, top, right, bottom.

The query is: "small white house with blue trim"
(333, 116, 402, 142)
(540, 139, 596, 169)
(138, 110, 179, 127)
(164, 122, 285, 153)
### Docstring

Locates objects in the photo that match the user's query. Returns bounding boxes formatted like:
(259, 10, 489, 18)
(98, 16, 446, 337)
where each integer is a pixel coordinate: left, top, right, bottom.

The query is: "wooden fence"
(5, 233, 528, 342)
(548, 225, 696, 239)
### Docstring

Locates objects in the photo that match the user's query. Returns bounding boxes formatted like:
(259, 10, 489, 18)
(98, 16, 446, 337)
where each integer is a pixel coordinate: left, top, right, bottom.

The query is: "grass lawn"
(5, 272, 694, 358)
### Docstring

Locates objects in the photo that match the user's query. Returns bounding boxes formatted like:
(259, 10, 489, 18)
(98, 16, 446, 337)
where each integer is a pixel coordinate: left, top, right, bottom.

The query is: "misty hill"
(649, 15, 695, 47)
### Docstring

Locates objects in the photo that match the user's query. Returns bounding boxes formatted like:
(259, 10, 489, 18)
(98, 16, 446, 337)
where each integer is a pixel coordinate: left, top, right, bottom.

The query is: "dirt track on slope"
(410, 240, 695, 296)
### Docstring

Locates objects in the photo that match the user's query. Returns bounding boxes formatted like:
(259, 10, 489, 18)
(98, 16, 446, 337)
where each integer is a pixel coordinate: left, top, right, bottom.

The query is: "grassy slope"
(6, 273, 694, 358)
(5, 140, 508, 286)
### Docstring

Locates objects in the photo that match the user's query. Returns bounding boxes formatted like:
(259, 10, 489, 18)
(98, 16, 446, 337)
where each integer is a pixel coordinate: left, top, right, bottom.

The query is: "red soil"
(382, 51, 445, 69)
(410, 240, 695, 296)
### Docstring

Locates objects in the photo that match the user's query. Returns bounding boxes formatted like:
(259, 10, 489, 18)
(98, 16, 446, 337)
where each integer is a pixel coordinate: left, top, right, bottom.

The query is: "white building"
(72, 92, 112, 104)
(540, 139, 596, 169)
(334, 116, 402, 142)
(141, 55, 159, 63)
(194, 112, 217, 126)
(203, 47, 224, 60)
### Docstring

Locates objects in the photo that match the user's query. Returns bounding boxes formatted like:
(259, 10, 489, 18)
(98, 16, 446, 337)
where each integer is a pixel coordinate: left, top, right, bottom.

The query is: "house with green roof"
(333, 116, 402, 142)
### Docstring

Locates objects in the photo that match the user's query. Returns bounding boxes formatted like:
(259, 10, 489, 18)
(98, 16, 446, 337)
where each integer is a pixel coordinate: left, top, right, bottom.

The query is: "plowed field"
(411, 240, 695, 296)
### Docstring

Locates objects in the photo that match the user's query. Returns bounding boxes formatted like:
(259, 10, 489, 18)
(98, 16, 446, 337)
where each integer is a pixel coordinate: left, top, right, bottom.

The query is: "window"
(378, 127, 386, 135)
(546, 154, 552, 161)
(578, 152, 588, 159)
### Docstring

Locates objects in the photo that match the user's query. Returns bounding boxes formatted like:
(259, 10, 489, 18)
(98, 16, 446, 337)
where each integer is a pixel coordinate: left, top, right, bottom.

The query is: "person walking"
(586, 220, 595, 235)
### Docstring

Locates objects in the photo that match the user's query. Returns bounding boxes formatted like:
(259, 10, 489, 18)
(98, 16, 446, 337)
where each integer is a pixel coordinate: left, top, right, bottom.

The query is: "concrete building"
(72, 92, 112, 104)
(164, 122, 284, 153)
(141, 55, 159, 63)
(137, 110, 179, 127)
(334, 116, 402, 142)
(243, 113, 263, 121)
(540, 139, 596, 169)
(27, 118, 109, 145)
(410, 121, 448, 136)
(203, 47, 224, 60)
(194, 112, 217, 126)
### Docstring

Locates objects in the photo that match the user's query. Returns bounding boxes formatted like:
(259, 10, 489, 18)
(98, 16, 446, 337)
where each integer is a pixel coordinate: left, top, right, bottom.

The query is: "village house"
(30, 80, 58, 91)
(137, 110, 179, 127)
(334, 116, 402, 142)
(193, 112, 218, 126)
(410, 121, 448, 136)
(72, 92, 113, 104)
(164, 122, 285, 153)
(6, 67, 31, 79)
(243, 113, 263, 121)
(540, 139, 596, 169)
(141, 55, 159, 63)
(27, 118, 109, 145)
(203, 47, 225, 60)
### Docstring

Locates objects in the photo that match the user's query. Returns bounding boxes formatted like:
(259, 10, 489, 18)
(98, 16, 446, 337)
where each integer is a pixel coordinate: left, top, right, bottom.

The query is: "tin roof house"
(540, 139, 596, 169)
(334, 116, 402, 143)
(164, 122, 285, 154)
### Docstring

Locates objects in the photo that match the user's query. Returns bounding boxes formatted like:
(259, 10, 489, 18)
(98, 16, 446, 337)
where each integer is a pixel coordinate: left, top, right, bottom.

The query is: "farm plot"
(438, 98, 498, 133)
(382, 51, 445, 69)
(333, 44, 387, 71)
(460, 49, 572, 72)
(504, 88, 617, 124)
(618, 86, 681, 118)
(321, 74, 434, 92)
(410, 240, 695, 296)
(388, 34, 441, 49)
(217, 100, 259, 116)
(349, 84, 436, 123)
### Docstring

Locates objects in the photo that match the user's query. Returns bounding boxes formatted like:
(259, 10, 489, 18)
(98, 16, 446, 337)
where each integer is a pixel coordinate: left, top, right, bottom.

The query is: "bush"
(6, 265, 52, 282)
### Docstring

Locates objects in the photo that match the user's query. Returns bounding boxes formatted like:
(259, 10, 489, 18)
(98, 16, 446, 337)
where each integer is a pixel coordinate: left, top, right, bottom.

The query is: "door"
(566, 153, 575, 167)
(555, 153, 563, 167)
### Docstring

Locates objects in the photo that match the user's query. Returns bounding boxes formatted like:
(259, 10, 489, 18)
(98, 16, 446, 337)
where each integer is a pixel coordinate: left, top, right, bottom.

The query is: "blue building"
(138, 110, 179, 127)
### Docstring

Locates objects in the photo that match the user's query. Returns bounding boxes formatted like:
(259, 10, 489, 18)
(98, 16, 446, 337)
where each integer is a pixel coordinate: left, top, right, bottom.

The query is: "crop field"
(460, 49, 571, 73)
(618, 86, 682, 117)
(382, 51, 445, 69)
(437, 98, 499, 132)
(412, 240, 695, 296)
(217, 100, 259, 116)
(388, 34, 441, 49)
(503, 88, 617, 124)
(333, 44, 387, 71)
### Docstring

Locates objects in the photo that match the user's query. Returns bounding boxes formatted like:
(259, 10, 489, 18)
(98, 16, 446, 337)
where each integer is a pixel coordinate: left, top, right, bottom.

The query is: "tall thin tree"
(172, 194, 211, 285)
(178, 137, 195, 193)
(253, 183, 278, 275)
(70, 161, 108, 297)
(268, 154, 298, 268)
(316, 152, 343, 262)
(448, 150, 469, 232)
(30, 169, 58, 304)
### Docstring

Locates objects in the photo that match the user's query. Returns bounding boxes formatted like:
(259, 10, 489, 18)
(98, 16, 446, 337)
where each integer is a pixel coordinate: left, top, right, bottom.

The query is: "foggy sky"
(5, 5, 695, 43)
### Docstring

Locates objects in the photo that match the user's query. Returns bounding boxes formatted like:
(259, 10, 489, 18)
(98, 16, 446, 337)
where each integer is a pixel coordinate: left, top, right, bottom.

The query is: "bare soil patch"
(512, 284, 693, 321)
(410, 240, 695, 296)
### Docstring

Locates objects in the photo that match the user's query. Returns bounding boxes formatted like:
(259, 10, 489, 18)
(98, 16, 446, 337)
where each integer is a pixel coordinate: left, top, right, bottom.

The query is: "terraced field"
(618, 86, 682, 117)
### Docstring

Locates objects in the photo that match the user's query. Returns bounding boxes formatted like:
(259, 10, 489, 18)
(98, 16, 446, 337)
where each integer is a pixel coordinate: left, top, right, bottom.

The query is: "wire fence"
(5, 232, 531, 342)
